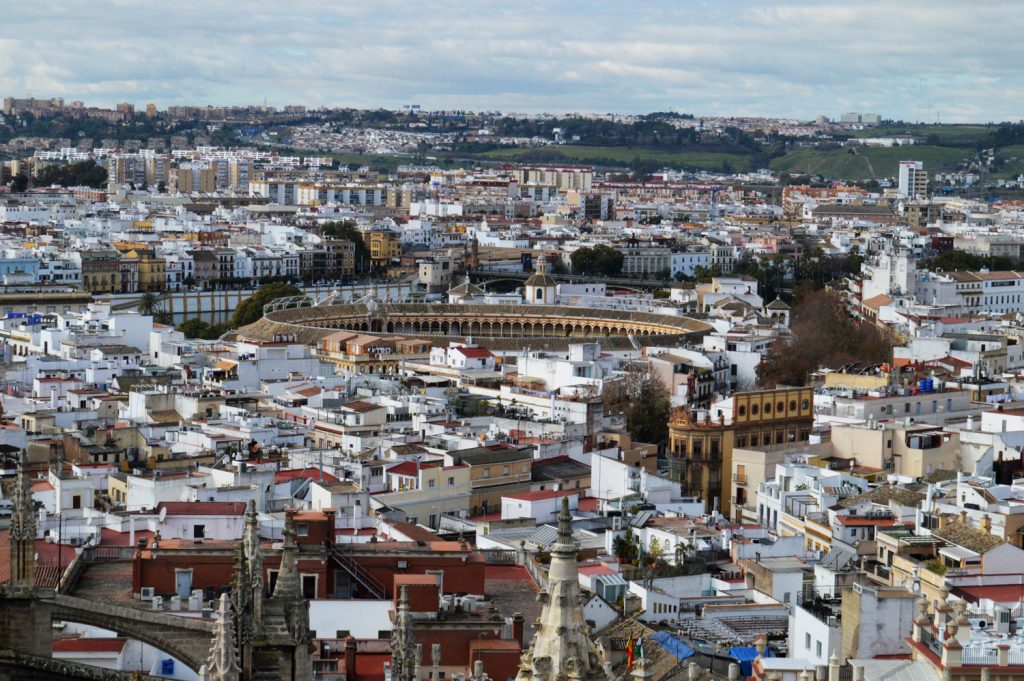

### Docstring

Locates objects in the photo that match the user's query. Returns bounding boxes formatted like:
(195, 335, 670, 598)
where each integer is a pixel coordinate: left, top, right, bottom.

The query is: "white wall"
(309, 599, 394, 639)
(789, 603, 841, 666)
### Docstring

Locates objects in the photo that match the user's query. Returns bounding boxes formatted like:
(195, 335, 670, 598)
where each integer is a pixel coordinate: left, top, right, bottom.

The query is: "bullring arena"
(237, 301, 713, 351)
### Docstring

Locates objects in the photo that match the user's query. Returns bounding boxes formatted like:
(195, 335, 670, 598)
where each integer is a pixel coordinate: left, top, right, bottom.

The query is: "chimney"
(511, 613, 524, 646)
(959, 510, 967, 524)
(982, 515, 992, 533)
(344, 637, 356, 680)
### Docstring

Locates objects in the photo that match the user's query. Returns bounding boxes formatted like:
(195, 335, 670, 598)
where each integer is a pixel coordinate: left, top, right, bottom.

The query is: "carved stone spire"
(232, 499, 264, 656)
(244, 499, 263, 593)
(515, 496, 607, 681)
(208, 594, 241, 681)
(272, 509, 301, 602)
(9, 449, 36, 592)
(392, 585, 418, 681)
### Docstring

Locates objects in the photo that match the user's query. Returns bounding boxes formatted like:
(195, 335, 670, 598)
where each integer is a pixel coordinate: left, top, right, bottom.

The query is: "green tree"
(648, 537, 664, 562)
(612, 366, 671, 447)
(321, 220, 372, 275)
(177, 318, 230, 340)
(230, 282, 302, 328)
(177, 318, 212, 339)
(758, 286, 896, 387)
(613, 528, 639, 565)
(34, 160, 108, 188)
(570, 244, 624, 277)
(137, 292, 160, 316)
(11, 173, 28, 192)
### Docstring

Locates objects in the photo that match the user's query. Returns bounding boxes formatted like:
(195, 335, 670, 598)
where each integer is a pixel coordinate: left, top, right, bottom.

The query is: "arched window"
(536, 288, 543, 300)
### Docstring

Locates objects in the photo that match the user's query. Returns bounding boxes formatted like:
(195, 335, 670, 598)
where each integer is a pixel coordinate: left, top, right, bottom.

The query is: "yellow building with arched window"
(668, 387, 814, 518)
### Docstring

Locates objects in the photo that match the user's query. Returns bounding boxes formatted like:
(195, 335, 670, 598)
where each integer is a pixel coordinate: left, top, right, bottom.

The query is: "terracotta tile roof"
(503, 489, 576, 502)
(154, 501, 247, 516)
(275, 468, 340, 484)
(53, 638, 127, 654)
(838, 485, 924, 509)
(933, 519, 1004, 554)
(861, 294, 893, 311)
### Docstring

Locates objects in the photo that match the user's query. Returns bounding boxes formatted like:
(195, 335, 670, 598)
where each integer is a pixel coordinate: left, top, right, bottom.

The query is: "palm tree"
(137, 291, 160, 316)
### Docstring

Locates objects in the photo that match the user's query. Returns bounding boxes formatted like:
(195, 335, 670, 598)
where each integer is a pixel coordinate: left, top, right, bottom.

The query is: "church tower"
(515, 497, 608, 681)
(524, 254, 557, 305)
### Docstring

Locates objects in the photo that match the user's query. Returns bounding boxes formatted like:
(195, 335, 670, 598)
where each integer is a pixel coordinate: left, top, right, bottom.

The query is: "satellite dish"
(158, 506, 167, 524)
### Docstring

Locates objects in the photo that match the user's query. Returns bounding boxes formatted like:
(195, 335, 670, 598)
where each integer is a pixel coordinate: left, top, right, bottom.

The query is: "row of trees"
(8, 160, 109, 192)
(927, 248, 1019, 272)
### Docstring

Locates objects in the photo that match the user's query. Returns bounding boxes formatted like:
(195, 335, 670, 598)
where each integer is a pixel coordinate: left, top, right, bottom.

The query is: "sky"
(1, 1, 1023, 122)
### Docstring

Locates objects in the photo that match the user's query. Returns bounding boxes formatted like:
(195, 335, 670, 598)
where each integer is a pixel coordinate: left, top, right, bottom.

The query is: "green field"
(475, 145, 755, 172)
(330, 152, 415, 173)
(769, 144, 972, 181)
(992, 144, 1024, 178)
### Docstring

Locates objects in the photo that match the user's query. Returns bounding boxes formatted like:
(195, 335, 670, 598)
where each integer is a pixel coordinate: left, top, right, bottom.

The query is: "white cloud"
(0, 1, 1022, 120)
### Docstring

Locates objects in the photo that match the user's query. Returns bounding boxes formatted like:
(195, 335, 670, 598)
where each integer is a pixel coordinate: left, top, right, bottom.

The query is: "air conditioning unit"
(140, 586, 156, 602)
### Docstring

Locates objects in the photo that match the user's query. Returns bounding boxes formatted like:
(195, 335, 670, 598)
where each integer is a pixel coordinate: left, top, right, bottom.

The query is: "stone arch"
(51, 594, 214, 673)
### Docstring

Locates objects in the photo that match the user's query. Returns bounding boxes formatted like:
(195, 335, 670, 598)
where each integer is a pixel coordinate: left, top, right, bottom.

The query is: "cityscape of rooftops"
(2, 2, 1024, 681)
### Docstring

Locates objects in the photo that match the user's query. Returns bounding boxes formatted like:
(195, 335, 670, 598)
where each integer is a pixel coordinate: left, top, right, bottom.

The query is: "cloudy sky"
(2, 1, 1022, 121)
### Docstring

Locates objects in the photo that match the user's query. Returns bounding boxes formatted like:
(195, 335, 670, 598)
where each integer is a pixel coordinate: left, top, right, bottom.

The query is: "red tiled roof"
(578, 564, 616, 576)
(99, 527, 156, 547)
(953, 583, 1024, 604)
(467, 512, 503, 522)
(861, 294, 892, 310)
(53, 638, 127, 654)
(381, 520, 439, 543)
(836, 516, 898, 526)
(154, 501, 247, 516)
(343, 401, 382, 413)
(387, 462, 417, 477)
(275, 468, 340, 484)
(503, 489, 576, 502)
(453, 347, 494, 359)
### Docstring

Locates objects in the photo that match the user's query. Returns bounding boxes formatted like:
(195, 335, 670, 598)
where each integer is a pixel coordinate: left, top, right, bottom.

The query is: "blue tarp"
(650, 631, 695, 662)
(728, 646, 775, 677)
